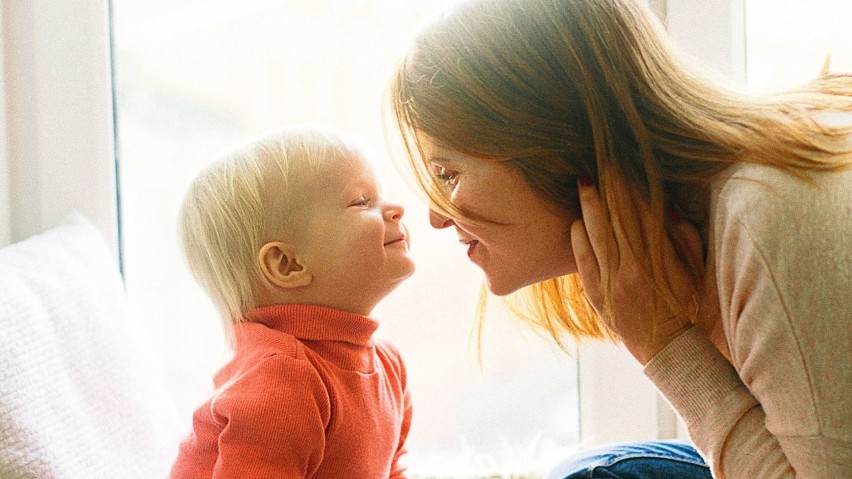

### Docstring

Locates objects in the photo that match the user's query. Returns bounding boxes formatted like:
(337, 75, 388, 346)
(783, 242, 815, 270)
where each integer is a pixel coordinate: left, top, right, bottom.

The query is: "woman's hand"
(570, 179, 705, 365)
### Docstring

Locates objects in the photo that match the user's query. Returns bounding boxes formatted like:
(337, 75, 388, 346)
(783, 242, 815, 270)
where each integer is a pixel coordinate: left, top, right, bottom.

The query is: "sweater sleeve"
(646, 328, 795, 478)
(645, 165, 852, 478)
(211, 354, 331, 479)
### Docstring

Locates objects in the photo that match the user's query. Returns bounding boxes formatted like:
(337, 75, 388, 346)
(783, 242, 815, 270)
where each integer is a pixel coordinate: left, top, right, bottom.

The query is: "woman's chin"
(484, 268, 576, 296)
(483, 277, 526, 297)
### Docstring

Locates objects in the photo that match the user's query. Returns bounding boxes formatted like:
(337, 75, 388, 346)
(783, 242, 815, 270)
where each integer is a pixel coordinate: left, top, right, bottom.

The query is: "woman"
(386, 0, 852, 477)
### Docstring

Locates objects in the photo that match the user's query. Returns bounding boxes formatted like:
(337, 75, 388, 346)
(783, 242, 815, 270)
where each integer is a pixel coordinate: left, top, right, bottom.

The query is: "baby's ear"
(258, 241, 312, 288)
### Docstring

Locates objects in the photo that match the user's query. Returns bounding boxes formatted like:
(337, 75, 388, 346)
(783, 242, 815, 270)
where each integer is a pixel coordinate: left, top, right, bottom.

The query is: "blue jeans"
(546, 440, 712, 479)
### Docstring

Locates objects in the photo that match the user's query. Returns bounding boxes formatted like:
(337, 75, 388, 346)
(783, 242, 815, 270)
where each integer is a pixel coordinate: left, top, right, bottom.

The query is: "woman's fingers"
(661, 216, 705, 318)
(577, 178, 617, 274)
(572, 178, 704, 363)
(672, 218, 704, 272)
(570, 219, 602, 309)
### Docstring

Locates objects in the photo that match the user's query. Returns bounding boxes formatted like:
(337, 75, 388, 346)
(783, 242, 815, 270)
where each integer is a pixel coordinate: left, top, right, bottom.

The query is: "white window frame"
(0, 0, 118, 252)
(0, 0, 744, 449)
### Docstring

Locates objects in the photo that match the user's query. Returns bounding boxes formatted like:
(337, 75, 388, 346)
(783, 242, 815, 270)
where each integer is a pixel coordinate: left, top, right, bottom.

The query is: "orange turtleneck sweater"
(170, 304, 412, 479)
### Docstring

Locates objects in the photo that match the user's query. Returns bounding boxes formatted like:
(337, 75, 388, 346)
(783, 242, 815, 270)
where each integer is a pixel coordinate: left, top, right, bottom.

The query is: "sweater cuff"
(644, 326, 746, 425)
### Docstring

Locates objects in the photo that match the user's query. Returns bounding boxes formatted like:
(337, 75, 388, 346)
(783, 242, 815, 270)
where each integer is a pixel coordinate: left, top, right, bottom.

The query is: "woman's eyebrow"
(428, 155, 457, 166)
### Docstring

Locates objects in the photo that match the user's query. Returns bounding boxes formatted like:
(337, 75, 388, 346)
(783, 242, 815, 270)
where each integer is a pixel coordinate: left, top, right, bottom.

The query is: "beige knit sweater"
(645, 160, 852, 478)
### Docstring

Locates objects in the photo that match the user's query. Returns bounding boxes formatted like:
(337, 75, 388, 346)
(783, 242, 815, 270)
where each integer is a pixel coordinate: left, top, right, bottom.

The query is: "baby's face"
(292, 154, 415, 314)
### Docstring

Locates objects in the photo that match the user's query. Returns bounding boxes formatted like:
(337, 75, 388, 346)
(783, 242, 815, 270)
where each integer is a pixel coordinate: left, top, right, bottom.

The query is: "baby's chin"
(399, 263, 416, 282)
(387, 261, 416, 287)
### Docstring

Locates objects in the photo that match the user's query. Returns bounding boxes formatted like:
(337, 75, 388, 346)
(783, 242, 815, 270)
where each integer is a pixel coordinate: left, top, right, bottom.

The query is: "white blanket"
(0, 213, 180, 478)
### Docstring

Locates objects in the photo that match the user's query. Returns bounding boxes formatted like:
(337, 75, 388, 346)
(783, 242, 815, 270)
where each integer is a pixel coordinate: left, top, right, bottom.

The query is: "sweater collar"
(248, 303, 379, 347)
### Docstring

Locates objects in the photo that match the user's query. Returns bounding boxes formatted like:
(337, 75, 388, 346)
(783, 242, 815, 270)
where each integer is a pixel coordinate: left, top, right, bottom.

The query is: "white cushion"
(0, 213, 180, 478)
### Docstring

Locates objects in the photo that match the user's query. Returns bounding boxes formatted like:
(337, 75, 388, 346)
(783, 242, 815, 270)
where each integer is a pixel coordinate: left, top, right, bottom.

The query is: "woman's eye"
(433, 166, 458, 188)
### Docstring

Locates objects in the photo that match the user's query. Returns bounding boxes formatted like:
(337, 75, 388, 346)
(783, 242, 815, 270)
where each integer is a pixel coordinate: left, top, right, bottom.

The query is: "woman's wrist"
(627, 323, 694, 366)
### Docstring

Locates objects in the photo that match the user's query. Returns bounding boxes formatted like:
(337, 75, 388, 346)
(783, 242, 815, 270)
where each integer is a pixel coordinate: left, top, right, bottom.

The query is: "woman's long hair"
(387, 0, 852, 345)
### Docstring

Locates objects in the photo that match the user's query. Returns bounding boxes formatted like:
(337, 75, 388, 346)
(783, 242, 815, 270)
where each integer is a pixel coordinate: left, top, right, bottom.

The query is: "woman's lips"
(464, 239, 479, 258)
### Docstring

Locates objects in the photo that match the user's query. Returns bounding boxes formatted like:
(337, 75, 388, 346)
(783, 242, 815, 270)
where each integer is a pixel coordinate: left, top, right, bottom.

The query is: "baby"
(170, 126, 415, 478)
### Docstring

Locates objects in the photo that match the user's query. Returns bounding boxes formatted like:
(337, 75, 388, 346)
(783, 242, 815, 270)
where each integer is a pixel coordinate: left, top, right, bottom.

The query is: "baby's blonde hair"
(178, 125, 364, 344)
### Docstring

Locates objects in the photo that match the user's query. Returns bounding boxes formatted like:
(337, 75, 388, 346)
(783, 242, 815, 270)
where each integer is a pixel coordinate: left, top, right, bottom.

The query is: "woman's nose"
(429, 208, 454, 229)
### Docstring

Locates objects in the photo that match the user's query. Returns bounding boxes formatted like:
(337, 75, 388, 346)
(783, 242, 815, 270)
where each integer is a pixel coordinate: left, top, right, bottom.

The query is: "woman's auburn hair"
(386, 0, 852, 346)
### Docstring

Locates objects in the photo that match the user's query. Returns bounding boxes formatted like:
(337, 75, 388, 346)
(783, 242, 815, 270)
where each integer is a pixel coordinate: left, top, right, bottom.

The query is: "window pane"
(746, 0, 852, 90)
(111, 1, 579, 475)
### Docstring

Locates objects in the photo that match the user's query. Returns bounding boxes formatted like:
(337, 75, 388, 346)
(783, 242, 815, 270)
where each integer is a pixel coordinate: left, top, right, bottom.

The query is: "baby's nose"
(384, 202, 404, 221)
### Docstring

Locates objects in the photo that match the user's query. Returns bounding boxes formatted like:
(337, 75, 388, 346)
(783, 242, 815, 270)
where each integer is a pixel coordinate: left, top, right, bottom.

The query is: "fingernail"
(579, 176, 593, 188)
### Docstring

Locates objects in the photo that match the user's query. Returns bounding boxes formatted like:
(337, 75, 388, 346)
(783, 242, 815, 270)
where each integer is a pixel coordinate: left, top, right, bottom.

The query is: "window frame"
(0, 0, 118, 253)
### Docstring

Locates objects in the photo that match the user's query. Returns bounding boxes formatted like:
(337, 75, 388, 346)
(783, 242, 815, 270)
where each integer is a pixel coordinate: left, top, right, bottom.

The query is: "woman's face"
(421, 140, 578, 295)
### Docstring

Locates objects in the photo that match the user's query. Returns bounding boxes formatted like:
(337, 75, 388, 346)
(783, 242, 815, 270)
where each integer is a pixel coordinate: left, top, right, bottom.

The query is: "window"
(745, 0, 852, 90)
(111, 1, 579, 476)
